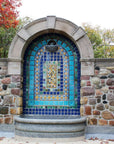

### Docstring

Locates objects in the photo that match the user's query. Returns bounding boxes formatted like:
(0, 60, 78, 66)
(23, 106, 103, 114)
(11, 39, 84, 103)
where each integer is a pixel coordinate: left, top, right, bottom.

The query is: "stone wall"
(0, 58, 114, 126)
(0, 59, 23, 124)
(80, 59, 114, 126)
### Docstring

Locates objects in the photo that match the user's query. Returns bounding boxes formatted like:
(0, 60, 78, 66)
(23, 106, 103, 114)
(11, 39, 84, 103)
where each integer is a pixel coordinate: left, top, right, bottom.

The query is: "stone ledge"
(15, 116, 86, 124)
(86, 125, 114, 134)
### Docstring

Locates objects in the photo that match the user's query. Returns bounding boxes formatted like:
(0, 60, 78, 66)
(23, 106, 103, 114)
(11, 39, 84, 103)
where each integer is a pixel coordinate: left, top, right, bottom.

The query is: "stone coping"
(15, 116, 86, 124)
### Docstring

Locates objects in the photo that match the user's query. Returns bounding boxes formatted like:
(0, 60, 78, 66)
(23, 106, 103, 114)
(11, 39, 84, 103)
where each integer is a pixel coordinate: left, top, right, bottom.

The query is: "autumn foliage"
(0, 0, 21, 28)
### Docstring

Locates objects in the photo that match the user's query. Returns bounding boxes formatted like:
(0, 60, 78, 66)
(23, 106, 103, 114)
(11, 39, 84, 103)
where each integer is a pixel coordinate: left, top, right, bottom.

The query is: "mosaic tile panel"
(23, 33, 80, 115)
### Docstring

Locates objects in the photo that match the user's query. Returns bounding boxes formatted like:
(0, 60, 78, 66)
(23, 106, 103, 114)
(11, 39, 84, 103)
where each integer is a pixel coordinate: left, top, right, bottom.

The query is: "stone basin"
(15, 115, 86, 138)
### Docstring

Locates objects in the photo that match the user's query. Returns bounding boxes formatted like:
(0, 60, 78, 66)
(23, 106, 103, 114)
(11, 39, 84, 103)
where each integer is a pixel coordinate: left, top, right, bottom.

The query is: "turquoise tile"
(28, 100, 34, 106)
(57, 40, 62, 45)
(69, 56, 74, 60)
(34, 47, 38, 51)
(62, 43, 66, 48)
(38, 43, 42, 48)
(31, 51, 36, 56)
(30, 61, 34, 65)
(42, 40, 47, 45)
(69, 71, 74, 75)
(29, 71, 34, 75)
(29, 95, 34, 99)
(69, 101, 75, 106)
(69, 61, 74, 66)
(64, 46, 70, 51)
(68, 51, 73, 55)
(64, 101, 68, 105)
(69, 96, 74, 100)
(30, 66, 34, 71)
(30, 56, 34, 60)
(35, 101, 39, 105)
(69, 91, 74, 95)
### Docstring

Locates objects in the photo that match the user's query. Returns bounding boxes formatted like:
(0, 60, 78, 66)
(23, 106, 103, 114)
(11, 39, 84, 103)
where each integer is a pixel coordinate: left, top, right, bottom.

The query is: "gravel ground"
(0, 137, 114, 144)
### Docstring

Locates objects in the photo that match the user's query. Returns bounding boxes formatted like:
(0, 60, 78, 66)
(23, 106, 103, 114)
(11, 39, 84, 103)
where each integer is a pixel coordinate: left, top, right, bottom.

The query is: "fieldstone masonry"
(0, 17, 114, 135)
(0, 61, 23, 124)
(80, 59, 114, 126)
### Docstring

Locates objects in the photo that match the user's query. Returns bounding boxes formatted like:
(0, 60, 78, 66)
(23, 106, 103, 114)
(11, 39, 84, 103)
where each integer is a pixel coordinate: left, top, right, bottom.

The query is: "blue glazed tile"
(23, 34, 81, 115)
(31, 51, 36, 56)
(30, 61, 34, 65)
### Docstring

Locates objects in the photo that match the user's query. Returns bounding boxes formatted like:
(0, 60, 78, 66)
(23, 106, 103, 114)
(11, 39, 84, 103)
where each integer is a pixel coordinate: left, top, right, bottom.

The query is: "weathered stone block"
(3, 96, 13, 106)
(12, 75, 21, 82)
(99, 69, 110, 75)
(106, 67, 114, 70)
(109, 121, 114, 126)
(17, 107, 23, 115)
(0, 86, 2, 92)
(86, 81, 91, 86)
(109, 101, 114, 106)
(96, 103, 105, 111)
(95, 70, 99, 75)
(0, 90, 10, 96)
(0, 107, 8, 114)
(89, 99, 96, 105)
(106, 78, 114, 86)
(102, 94, 106, 100)
(88, 118, 97, 125)
(93, 110, 100, 115)
(97, 98, 101, 103)
(101, 79, 105, 84)
(80, 97, 88, 105)
(1, 77, 11, 84)
(16, 97, 23, 107)
(96, 89, 103, 96)
(107, 94, 114, 101)
(80, 106, 84, 116)
(4, 116, 13, 124)
(8, 83, 16, 88)
(100, 76, 107, 79)
(101, 87, 109, 93)
(81, 80, 86, 87)
(11, 88, 20, 95)
(109, 106, 114, 111)
(82, 87, 95, 96)
(81, 76, 90, 80)
(85, 106, 91, 115)
(10, 108, 17, 114)
(109, 86, 114, 89)
(0, 117, 4, 124)
(102, 111, 114, 120)
(108, 74, 114, 78)
(91, 77, 100, 85)
(99, 119, 108, 126)
(111, 70, 114, 73)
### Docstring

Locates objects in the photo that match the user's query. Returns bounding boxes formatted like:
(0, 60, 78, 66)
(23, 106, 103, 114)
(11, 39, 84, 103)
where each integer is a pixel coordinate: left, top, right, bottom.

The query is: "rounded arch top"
(8, 16, 94, 60)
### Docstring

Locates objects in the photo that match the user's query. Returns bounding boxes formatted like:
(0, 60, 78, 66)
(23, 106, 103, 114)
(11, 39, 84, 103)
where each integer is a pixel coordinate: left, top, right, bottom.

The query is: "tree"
(0, 17, 33, 57)
(82, 23, 114, 58)
(0, 0, 21, 28)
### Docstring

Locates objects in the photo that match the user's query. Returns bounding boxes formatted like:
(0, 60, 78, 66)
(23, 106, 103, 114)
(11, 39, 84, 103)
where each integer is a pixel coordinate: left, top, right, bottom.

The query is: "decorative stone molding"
(8, 16, 94, 75)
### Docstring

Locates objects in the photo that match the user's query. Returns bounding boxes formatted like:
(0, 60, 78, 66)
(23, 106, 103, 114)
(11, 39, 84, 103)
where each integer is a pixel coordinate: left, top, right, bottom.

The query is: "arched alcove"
(23, 33, 80, 115)
(8, 16, 94, 139)
(8, 16, 94, 76)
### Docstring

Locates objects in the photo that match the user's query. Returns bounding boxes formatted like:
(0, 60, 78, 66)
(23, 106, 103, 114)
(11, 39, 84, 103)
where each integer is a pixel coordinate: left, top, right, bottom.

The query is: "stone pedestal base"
(15, 116, 86, 140)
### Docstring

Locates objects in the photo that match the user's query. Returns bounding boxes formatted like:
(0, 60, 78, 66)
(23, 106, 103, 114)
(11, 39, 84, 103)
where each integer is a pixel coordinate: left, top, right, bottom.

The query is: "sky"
(19, 0, 114, 29)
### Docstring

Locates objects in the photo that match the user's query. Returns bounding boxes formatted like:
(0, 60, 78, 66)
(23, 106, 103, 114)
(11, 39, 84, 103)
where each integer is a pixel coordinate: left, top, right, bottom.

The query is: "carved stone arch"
(8, 16, 94, 75)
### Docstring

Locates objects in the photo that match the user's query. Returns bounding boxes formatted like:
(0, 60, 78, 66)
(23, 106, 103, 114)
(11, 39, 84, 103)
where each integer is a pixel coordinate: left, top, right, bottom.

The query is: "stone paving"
(0, 137, 114, 144)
